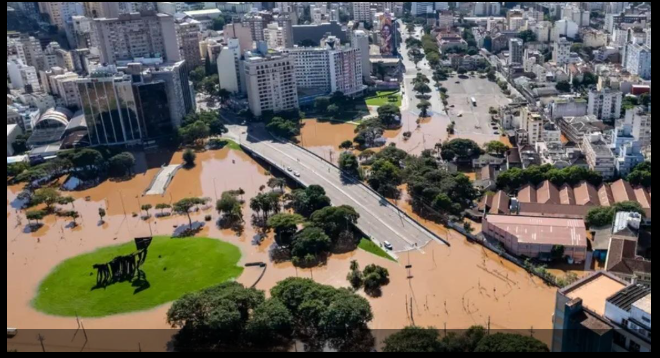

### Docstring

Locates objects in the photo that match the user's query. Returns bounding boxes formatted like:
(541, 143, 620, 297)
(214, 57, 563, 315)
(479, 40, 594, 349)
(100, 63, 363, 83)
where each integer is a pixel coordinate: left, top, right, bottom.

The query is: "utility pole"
(37, 334, 46, 352)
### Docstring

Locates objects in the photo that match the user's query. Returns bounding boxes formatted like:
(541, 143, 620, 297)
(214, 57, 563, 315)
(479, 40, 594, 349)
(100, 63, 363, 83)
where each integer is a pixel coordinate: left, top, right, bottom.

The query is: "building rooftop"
(607, 285, 652, 313)
(182, 9, 222, 17)
(605, 237, 652, 276)
(564, 272, 627, 316)
(7, 124, 18, 137)
(485, 214, 588, 247)
(632, 294, 651, 315)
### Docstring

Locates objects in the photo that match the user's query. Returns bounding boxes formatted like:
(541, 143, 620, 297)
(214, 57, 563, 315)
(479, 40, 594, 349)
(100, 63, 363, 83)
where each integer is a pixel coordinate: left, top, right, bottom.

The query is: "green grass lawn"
(210, 138, 242, 151)
(364, 91, 402, 107)
(358, 238, 397, 262)
(32, 236, 243, 318)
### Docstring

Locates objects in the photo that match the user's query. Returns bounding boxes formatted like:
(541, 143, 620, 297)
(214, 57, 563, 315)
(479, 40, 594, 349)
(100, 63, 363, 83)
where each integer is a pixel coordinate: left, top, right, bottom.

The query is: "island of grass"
(33, 236, 243, 318)
(359, 238, 397, 262)
(364, 91, 402, 107)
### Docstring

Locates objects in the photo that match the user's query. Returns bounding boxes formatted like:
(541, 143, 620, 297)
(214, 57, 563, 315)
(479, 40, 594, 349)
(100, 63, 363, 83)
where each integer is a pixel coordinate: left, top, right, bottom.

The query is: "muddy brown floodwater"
(7, 145, 557, 352)
(297, 119, 358, 164)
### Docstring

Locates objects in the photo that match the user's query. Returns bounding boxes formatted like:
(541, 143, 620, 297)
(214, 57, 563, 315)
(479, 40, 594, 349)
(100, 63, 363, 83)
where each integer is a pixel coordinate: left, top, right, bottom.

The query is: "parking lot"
(443, 75, 512, 144)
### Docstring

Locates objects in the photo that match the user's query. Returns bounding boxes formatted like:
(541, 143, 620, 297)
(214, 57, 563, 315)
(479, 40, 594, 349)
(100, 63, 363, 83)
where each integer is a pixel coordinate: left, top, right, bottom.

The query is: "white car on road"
(384, 241, 393, 251)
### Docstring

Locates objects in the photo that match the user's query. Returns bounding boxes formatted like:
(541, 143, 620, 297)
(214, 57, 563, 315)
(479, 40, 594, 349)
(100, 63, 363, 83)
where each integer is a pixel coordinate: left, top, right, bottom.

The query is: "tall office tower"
(175, 18, 203, 71)
(91, 12, 181, 64)
(352, 2, 372, 23)
(217, 38, 243, 94)
(76, 72, 144, 146)
(508, 38, 524, 65)
(244, 54, 299, 117)
(128, 61, 194, 131)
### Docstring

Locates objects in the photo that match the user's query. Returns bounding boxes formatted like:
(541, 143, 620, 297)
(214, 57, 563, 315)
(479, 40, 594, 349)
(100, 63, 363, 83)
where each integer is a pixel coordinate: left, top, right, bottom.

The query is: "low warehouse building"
(483, 214, 588, 263)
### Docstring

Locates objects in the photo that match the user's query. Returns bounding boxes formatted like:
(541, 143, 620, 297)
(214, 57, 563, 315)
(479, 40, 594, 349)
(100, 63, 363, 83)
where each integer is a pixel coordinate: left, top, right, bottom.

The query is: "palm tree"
(267, 178, 286, 192)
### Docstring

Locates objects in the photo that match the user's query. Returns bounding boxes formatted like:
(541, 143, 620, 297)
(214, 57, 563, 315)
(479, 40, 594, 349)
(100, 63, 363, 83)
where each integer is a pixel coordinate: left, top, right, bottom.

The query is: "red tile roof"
(537, 180, 560, 204)
(598, 184, 615, 207)
(560, 184, 576, 205)
(574, 181, 600, 206)
(610, 179, 636, 203)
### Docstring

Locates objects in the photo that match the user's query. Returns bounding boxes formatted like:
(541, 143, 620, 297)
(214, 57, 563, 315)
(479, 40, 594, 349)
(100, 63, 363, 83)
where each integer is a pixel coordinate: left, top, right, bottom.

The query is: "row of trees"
(383, 326, 548, 352)
(167, 279, 374, 352)
(10, 148, 137, 185)
(496, 164, 603, 192)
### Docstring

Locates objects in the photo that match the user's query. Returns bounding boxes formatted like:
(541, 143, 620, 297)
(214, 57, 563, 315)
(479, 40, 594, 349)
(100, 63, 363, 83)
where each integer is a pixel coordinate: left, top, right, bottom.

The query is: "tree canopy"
(441, 139, 483, 162)
(339, 152, 360, 177)
(586, 201, 646, 227)
(286, 185, 331, 218)
(497, 165, 603, 191)
(383, 326, 548, 353)
(268, 213, 304, 247)
(627, 161, 651, 187)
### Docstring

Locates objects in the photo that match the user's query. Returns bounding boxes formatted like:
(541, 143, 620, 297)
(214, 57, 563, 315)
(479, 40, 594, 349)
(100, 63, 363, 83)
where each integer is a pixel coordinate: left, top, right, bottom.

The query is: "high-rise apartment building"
(264, 23, 285, 50)
(352, 2, 372, 23)
(508, 38, 524, 65)
(244, 54, 299, 117)
(553, 37, 572, 65)
(625, 43, 651, 80)
(7, 59, 41, 93)
(521, 106, 543, 145)
(411, 2, 435, 16)
(92, 12, 181, 64)
(588, 89, 623, 122)
(352, 30, 371, 82)
(283, 37, 364, 97)
(217, 38, 243, 94)
(175, 18, 203, 71)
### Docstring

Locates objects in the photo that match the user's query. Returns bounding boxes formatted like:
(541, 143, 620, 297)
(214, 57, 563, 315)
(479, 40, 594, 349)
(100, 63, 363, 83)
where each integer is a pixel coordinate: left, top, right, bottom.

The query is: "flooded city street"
(8, 142, 556, 351)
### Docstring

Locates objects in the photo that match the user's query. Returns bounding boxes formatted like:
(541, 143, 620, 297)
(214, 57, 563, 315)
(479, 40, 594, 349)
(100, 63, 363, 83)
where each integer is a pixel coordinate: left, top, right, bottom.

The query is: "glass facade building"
(77, 75, 143, 146)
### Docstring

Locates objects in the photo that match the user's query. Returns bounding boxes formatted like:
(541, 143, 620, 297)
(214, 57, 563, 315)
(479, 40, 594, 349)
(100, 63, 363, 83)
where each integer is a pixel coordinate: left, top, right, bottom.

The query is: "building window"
(628, 340, 641, 353)
(613, 331, 627, 347)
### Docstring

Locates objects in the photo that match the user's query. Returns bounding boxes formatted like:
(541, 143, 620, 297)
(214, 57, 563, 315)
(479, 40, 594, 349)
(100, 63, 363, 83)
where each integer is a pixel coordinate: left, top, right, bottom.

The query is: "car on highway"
(455, 81, 461, 84)
(293, 171, 301, 178)
(383, 241, 393, 251)
(286, 167, 292, 172)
